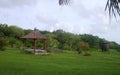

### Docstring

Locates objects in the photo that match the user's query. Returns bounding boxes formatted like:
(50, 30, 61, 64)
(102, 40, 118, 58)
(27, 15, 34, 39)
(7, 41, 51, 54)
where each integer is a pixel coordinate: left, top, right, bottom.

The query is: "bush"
(83, 52, 91, 56)
(46, 36, 59, 53)
(76, 42, 90, 54)
(0, 37, 8, 51)
(7, 37, 22, 49)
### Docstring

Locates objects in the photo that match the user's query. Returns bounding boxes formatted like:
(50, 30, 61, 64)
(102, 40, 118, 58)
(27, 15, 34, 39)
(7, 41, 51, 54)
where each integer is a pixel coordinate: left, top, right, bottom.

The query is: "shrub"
(0, 37, 8, 51)
(46, 33, 59, 53)
(83, 52, 91, 56)
(79, 42, 91, 56)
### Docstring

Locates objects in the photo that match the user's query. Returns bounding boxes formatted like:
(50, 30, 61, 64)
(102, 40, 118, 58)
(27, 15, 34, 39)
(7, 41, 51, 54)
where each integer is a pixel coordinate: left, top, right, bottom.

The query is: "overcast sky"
(0, 0, 120, 44)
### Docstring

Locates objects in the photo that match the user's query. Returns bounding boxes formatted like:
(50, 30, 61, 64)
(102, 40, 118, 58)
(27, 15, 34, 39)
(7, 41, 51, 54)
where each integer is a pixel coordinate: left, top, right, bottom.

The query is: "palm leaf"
(59, 0, 120, 17)
(105, 0, 120, 17)
(59, 0, 70, 5)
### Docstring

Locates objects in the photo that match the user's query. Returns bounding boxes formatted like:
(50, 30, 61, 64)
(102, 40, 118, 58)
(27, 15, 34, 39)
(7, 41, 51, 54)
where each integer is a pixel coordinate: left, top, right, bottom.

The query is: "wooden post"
(43, 39, 46, 50)
(34, 39, 36, 53)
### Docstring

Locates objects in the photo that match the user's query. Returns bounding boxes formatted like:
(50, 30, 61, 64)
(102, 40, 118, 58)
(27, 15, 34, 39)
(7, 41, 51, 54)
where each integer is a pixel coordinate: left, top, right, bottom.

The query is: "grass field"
(0, 48, 120, 75)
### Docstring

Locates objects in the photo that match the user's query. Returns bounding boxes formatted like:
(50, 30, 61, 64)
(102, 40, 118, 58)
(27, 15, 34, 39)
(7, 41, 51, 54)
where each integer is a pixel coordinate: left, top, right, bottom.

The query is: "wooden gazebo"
(21, 28, 47, 53)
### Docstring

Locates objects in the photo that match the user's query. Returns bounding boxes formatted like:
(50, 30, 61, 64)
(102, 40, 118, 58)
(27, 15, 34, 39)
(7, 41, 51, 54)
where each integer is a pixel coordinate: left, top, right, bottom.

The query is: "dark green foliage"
(8, 26, 24, 39)
(0, 23, 120, 52)
(99, 38, 107, 44)
(0, 37, 8, 51)
(53, 30, 67, 49)
(53, 29, 81, 50)
(46, 33, 59, 52)
(83, 52, 91, 56)
(0, 24, 24, 50)
(0, 32, 4, 37)
(7, 37, 22, 49)
(23, 39, 33, 49)
(80, 34, 100, 48)
(53, 29, 120, 53)
(109, 41, 119, 49)
(36, 40, 44, 49)
(0, 24, 10, 37)
(109, 41, 120, 51)
(117, 46, 120, 52)
(24, 29, 32, 35)
(40, 30, 51, 35)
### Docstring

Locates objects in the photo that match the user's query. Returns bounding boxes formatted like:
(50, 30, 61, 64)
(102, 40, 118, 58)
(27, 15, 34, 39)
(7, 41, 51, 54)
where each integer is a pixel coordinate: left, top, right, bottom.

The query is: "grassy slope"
(0, 49, 120, 75)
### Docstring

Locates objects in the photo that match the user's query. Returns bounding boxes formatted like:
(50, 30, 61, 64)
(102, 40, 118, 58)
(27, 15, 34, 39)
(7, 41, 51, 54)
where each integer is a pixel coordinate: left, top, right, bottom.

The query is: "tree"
(73, 39, 82, 54)
(53, 29, 80, 50)
(109, 41, 120, 51)
(80, 34, 99, 48)
(46, 33, 60, 52)
(81, 42, 91, 56)
(24, 29, 32, 35)
(59, 0, 120, 18)
(76, 41, 90, 56)
(0, 37, 8, 51)
(0, 24, 10, 37)
(53, 29, 67, 49)
(9, 26, 24, 39)
(7, 37, 22, 48)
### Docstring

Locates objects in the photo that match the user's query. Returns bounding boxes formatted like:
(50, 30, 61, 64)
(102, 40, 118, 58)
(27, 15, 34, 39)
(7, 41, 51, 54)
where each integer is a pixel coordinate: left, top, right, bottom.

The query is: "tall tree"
(9, 26, 24, 39)
(80, 34, 100, 48)
(46, 33, 59, 52)
(0, 24, 10, 37)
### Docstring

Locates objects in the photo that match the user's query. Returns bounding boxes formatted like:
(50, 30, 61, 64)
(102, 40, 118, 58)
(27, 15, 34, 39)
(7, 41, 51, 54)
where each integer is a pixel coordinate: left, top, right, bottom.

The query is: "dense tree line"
(0, 23, 120, 52)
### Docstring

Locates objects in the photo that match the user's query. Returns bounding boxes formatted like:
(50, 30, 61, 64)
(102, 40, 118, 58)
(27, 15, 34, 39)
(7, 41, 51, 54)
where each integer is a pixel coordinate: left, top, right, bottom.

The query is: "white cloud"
(0, 0, 120, 44)
(0, 0, 38, 8)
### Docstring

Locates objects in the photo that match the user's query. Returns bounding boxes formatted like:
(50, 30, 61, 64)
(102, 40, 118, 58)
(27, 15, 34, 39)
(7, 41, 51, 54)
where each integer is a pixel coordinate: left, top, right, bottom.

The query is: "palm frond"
(59, 0, 120, 18)
(105, 0, 120, 18)
(59, 0, 70, 5)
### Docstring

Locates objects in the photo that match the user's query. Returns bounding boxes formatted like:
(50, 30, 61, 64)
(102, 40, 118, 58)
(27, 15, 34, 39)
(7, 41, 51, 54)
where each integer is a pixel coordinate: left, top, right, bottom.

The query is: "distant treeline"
(0, 23, 120, 52)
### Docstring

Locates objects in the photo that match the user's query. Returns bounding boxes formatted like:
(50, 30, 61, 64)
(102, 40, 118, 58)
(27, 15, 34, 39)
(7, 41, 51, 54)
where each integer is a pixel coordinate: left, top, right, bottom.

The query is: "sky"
(0, 0, 120, 44)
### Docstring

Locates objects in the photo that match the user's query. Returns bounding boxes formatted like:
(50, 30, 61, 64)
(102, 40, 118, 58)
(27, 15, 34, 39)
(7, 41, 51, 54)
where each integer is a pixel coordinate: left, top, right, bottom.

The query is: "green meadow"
(0, 48, 120, 75)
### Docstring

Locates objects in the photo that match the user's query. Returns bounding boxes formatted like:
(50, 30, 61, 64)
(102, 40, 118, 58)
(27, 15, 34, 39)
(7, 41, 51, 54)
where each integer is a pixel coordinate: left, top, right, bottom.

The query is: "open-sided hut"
(21, 28, 47, 53)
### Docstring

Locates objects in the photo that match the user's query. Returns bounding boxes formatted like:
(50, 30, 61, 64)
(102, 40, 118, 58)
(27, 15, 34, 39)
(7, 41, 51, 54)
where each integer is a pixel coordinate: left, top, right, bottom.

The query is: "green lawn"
(0, 48, 120, 75)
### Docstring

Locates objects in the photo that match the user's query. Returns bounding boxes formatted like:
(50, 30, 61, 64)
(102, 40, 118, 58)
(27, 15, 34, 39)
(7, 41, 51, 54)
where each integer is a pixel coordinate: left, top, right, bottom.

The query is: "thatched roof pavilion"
(21, 28, 47, 53)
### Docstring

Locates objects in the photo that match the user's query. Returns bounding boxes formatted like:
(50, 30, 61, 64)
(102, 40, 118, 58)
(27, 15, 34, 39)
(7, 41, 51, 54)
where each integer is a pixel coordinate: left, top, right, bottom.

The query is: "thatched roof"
(21, 29, 47, 39)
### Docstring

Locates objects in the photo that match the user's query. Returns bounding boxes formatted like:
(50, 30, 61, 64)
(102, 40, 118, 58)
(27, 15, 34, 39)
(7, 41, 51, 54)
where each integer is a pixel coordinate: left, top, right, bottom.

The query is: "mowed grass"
(0, 48, 120, 75)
